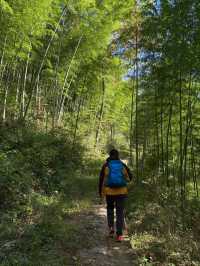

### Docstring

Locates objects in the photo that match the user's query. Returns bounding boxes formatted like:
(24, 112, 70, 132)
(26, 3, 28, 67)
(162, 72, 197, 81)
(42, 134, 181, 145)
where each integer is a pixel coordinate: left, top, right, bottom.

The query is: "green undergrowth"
(0, 125, 101, 265)
(127, 182, 200, 265)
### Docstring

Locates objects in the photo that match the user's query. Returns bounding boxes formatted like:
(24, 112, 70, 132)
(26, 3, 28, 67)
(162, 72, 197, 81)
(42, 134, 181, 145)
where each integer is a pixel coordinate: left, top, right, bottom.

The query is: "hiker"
(99, 149, 132, 241)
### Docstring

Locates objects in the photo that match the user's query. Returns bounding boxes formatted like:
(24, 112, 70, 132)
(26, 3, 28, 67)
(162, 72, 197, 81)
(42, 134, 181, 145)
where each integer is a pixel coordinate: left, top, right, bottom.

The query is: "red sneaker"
(116, 235, 124, 242)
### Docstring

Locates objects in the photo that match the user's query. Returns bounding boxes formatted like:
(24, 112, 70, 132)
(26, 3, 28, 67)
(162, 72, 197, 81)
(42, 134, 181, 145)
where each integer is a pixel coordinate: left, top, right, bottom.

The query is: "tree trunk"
(20, 50, 30, 118)
(0, 35, 8, 78)
(135, 25, 139, 183)
(179, 72, 184, 196)
(160, 94, 164, 176)
(15, 72, 21, 119)
(95, 77, 105, 147)
(191, 138, 199, 197)
(166, 102, 173, 187)
(2, 85, 8, 122)
(130, 74, 135, 166)
(72, 96, 84, 148)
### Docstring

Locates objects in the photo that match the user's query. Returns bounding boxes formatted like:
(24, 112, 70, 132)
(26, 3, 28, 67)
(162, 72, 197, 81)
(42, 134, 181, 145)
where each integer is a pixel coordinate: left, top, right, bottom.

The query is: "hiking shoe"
(116, 235, 124, 242)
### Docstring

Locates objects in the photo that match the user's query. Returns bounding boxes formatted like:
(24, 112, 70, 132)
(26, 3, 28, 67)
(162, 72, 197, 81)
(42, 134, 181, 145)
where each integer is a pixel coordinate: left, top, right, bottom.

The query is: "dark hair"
(109, 149, 119, 160)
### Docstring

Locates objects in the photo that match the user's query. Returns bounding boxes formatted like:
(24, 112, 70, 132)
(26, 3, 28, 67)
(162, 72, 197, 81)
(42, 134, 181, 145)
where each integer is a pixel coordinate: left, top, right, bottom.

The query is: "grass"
(126, 182, 200, 265)
(0, 172, 99, 266)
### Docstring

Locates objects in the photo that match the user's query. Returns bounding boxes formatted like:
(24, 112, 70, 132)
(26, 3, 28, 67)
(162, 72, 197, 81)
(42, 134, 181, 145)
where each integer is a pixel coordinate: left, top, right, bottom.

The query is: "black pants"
(106, 195, 127, 236)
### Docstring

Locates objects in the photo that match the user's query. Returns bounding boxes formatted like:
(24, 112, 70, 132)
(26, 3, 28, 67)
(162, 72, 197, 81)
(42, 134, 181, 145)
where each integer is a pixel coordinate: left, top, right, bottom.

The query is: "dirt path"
(74, 204, 137, 266)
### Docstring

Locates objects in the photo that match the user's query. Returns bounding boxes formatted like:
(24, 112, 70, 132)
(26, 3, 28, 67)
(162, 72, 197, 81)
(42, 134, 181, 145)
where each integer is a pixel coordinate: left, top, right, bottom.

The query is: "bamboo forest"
(0, 0, 200, 265)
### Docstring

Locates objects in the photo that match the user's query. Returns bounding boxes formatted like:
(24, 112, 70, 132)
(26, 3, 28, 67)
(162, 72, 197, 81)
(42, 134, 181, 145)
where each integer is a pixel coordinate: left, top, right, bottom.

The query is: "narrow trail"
(74, 204, 137, 266)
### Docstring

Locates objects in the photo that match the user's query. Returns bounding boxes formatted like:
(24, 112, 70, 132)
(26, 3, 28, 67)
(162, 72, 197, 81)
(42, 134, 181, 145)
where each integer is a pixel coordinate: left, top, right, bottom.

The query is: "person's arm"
(99, 163, 107, 197)
(123, 163, 133, 181)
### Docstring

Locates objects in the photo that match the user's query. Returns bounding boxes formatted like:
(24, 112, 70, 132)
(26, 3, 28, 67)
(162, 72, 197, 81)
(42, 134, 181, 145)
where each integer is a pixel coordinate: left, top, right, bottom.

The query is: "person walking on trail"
(99, 149, 133, 242)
